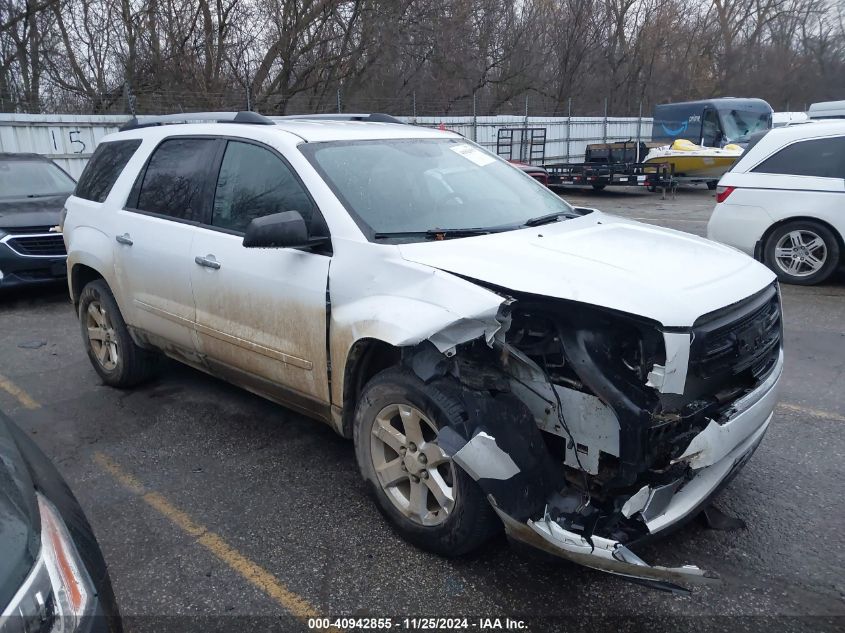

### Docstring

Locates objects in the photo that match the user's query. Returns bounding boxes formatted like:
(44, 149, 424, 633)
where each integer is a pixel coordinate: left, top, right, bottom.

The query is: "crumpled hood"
(398, 212, 776, 327)
(0, 194, 68, 230)
(0, 412, 40, 612)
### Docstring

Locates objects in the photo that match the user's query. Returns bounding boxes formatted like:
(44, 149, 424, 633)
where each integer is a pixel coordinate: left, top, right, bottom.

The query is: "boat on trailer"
(643, 139, 744, 181)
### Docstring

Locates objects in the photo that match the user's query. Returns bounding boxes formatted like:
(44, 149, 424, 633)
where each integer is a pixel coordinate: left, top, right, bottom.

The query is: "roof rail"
(271, 113, 404, 124)
(119, 111, 274, 132)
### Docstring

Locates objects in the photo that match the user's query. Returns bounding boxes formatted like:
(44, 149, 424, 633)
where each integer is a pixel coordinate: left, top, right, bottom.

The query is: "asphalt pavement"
(0, 185, 843, 632)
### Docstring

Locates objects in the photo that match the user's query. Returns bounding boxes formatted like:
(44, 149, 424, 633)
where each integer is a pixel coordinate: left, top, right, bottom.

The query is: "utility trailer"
(543, 161, 673, 192)
(546, 140, 672, 191)
(495, 129, 674, 194)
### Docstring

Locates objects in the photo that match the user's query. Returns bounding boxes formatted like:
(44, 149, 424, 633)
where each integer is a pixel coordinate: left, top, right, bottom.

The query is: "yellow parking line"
(777, 402, 845, 423)
(0, 373, 41, 410)
(93, 453, 339, 631)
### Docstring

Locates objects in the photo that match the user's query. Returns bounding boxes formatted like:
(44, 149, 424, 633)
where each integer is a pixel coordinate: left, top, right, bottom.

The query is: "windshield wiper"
(523, 211, 580, 227)
(374, 227, 504, 240)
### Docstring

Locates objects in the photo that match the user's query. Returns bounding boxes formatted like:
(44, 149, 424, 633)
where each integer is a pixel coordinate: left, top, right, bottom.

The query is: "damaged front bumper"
(440, 349, 783, 592)
(624, 348, 782, 535)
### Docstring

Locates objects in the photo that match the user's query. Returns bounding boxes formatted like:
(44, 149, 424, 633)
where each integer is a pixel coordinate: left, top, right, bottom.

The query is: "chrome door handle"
(115, 233, 133, 246)
(194, 254, 221, 270)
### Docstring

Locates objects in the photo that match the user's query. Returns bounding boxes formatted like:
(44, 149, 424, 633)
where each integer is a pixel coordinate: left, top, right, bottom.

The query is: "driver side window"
(701, 109, 721, 147)
(212, 140, 317, 233)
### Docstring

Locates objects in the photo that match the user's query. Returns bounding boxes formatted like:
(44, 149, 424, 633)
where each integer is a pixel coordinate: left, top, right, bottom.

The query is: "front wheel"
(764, 221, 840, 285)
(353, 368, 499, 556)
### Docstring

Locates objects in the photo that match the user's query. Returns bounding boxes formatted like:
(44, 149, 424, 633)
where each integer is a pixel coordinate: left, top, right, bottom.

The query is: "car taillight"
(715, 186, 736, 203)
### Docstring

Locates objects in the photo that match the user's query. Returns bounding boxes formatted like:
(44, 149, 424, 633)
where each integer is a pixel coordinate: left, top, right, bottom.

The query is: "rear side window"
(212, 141, 317, 233)
(135, 138, 217, 220)
(75, 140, 141, 202)
(752, 136, 845, 178)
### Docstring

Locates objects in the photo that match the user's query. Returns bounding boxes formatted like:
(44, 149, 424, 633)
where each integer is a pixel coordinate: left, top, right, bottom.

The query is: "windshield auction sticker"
(449, 143, 497, 167)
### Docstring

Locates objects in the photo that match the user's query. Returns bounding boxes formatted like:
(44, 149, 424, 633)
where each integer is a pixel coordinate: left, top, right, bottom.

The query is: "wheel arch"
(70, 262, 105, 309)
(340, 337, 402, 438)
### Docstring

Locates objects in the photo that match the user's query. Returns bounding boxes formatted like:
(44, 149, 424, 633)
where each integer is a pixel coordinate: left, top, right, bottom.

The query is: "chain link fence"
(1, 86, 650, 119)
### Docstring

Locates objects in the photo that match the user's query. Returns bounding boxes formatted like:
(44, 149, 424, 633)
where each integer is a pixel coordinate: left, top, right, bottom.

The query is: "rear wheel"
(353, 368, 499, 555)
(764, 220, 840, 285)
(79, 280, 158, 386)
(707, 180, 718, 190)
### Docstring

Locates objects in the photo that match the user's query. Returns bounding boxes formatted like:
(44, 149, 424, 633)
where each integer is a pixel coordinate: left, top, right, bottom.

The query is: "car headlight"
(1, 493, 96, 632)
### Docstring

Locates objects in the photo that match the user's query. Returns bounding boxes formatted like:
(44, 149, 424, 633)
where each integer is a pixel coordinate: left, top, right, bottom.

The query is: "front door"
(189, 139, 332, 408)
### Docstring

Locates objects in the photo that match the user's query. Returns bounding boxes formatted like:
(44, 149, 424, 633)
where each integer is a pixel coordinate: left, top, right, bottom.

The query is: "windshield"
(719, 108, 772, 143)
(300, 138, 575, 240)
(0, 159, 76, 199)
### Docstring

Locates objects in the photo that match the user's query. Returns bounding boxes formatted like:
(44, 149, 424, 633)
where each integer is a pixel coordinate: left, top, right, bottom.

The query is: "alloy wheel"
(774, 230, 827, 278)
(370, 403, 456, 526)
(85, 300, 119, 370)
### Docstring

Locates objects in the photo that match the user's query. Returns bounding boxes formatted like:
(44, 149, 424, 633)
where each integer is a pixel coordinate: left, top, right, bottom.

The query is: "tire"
(353, 367, 499, 556)
(591, 183, 606, 191)
(78, 279, 158, 387)
(707, 180, 718, 190)
(764, 220, 840, 285)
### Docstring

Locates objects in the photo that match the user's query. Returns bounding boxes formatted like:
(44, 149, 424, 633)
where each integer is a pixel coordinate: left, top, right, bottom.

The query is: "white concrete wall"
(0, 114, 128, 179)
(0, 113, 652, 178)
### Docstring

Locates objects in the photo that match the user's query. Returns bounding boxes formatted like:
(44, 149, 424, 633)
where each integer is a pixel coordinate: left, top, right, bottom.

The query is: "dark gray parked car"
(0, 154, 75, 290)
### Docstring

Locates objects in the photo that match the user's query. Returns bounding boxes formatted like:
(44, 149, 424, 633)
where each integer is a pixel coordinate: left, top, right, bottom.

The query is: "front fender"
(332, 293, 502, 353)
(328, 242, 507, 406)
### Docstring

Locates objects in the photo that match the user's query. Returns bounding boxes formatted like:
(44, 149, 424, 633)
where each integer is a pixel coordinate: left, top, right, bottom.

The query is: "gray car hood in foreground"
(0, 413, 40, 612)
(398, 212, 776, 327)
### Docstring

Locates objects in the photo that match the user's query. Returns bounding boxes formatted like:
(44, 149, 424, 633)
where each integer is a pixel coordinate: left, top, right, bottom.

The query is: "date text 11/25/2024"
(308, 617, 528, 630)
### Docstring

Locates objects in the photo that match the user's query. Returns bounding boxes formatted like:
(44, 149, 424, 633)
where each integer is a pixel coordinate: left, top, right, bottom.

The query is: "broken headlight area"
(503, 287, 781, 496)
(411, 283, 781, 591)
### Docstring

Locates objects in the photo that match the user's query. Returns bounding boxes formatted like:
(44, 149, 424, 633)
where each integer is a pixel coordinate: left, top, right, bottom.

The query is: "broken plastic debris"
(645, 332, 691, 394)
(489, 496, 720, 592)
(451, 432, 521, 481)
(621, 485, 650, 518)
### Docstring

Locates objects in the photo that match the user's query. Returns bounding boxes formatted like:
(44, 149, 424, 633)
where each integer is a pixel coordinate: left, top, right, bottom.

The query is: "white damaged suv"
(63, 112, 783, 591)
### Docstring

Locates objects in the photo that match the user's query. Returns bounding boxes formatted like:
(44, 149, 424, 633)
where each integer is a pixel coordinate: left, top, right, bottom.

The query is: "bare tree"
(1, 0, 842, 114)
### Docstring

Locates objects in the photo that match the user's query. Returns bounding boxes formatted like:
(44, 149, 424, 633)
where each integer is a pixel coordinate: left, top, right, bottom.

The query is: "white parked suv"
(63, 112, 783, 591)
(708, 120, 845, 285)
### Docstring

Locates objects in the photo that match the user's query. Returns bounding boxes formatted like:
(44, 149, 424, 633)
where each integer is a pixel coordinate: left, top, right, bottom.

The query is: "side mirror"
(243, 211, 327, 249)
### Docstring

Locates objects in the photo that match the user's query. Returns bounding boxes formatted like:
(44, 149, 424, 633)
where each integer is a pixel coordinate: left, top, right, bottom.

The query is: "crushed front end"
(429, 282, 783, 591)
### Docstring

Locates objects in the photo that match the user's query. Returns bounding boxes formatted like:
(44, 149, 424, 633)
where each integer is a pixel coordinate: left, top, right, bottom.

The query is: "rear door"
(189, 138, 332, 409)
(741, 134, 845, 230)
(113, 136, 221, 353)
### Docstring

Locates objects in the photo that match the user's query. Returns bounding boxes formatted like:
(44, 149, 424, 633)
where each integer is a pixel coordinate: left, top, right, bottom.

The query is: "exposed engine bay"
(406, 282, 783, 592)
